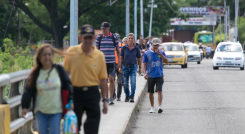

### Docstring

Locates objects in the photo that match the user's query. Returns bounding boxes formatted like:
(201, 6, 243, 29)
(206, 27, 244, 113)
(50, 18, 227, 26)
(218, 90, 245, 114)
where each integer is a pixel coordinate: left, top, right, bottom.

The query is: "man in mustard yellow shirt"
(64, 24, 108, 134)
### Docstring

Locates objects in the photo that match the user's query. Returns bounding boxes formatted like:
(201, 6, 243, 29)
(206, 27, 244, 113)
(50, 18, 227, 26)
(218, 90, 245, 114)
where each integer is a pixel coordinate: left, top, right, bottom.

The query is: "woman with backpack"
(21, 44, 73, 134)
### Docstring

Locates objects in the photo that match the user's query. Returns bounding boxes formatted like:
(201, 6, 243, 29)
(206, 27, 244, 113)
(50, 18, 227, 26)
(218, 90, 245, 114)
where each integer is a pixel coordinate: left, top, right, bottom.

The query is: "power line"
(2, 0, 16, 47)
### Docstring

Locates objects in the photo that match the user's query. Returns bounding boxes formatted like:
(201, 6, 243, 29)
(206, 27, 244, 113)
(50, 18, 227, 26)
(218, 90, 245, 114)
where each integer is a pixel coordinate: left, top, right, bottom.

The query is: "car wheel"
(240, 66, 244, 70)
(181, 65, 185, 68)
(185, 63, 188, 68)
(197, 61, 201, 64)
(213, 66, 219, 70)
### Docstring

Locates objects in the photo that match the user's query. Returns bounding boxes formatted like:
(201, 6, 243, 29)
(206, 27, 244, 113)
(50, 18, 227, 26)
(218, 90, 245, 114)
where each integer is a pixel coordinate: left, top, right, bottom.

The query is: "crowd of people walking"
(21, 22, 168, 134)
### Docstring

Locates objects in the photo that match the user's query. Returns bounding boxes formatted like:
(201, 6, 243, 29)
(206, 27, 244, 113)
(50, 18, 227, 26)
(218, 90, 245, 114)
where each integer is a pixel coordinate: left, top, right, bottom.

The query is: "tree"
(0, 0, 18, 50)
(10, 0, 109, 48)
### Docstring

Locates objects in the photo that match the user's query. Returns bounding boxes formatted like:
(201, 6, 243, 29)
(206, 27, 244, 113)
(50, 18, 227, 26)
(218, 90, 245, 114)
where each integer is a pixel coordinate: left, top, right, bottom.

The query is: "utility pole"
(235, 0, 239, 42)
(134, 0, 137, 40)
(228, 6, 230, 40)
(149, 0, 154, 37)
(126, 0, 130, 37)
(224, 0, 227, 41)
(140, 0, 144, 38)
(220, 15, 222, 42)
(70, 0, 78, 46)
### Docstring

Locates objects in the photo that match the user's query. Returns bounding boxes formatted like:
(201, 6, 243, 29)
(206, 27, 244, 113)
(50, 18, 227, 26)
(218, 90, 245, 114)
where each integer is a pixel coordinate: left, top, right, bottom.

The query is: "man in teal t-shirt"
(143, 38, 168, 114)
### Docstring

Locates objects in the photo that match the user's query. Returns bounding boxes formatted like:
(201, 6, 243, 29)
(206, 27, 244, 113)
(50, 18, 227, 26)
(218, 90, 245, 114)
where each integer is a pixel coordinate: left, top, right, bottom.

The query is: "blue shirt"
(121, 44, 141, 65)
(143, 50, 166, 78)
(96, 32, 119, 63)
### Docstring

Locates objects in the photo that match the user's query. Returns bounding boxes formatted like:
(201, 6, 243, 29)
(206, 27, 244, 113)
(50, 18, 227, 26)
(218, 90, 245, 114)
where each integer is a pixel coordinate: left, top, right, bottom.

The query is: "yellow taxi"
(160, 42, 188, 68)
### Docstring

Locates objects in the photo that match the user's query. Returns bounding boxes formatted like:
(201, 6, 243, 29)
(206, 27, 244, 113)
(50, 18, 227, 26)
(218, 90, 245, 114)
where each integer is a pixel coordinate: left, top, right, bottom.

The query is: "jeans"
(122, 65, 137, 98)
(35, 111, 62, 134)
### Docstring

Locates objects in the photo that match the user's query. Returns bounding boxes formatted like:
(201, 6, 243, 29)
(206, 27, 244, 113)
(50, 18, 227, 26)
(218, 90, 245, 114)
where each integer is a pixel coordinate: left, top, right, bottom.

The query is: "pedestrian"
(114, 33, 124, 101)
(143, 38, 168, 113)
(144, 38, 150, 50)
(96, 22, 121, 105)
(147, 36, 153, 50)
(122, 37, 127, 45)
(139, 39, 146, 76)
(64, 24, 108, 134)
(21, 44, 73, 134)
(136, 34, 143, 44)
(120, 33, 142, 103)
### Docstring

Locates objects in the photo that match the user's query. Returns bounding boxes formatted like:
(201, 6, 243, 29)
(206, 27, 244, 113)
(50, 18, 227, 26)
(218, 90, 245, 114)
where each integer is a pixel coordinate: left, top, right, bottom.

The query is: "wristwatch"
(102, 98, 109, 102)
(159, 52, 162, 55)
(139, 67, 142, 68)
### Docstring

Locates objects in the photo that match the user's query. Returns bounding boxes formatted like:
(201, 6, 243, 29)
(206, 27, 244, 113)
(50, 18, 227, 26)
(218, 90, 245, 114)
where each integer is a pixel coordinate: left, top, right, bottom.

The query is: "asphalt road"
(130, 58, 245, 134)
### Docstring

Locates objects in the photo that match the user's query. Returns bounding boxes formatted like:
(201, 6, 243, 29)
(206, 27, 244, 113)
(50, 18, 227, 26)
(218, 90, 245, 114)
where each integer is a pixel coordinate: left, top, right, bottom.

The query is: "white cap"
(152, 38, 161, 45)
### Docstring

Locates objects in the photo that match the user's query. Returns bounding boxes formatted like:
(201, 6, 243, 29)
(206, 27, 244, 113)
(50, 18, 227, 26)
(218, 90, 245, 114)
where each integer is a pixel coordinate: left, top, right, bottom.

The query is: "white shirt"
(206, 47, 212, 53)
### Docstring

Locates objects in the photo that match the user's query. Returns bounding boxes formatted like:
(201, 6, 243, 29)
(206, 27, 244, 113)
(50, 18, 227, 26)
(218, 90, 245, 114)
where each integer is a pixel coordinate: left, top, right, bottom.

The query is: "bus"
(194, 31, 215, 58)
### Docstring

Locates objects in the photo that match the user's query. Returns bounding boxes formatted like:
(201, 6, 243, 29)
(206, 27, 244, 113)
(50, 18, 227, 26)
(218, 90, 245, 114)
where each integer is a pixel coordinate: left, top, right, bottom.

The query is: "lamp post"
(126, 0, 130, 37)
(70, 0, 78, 46)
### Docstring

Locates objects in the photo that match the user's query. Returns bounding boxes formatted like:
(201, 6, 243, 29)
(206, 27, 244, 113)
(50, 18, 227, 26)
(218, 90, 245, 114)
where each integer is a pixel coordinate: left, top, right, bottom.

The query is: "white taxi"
(213, 42, 244, 70)
(183, 42, 201, 64)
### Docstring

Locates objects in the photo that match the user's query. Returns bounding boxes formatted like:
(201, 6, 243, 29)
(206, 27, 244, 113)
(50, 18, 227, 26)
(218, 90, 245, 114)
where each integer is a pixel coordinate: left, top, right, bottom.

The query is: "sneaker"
(117, 97, 121, 101)
(158, 108, 163, 113)
(149, 108, 155, 113)
(129, 97, 134, 103)
(113, 94, 116, 101)
(125, 97, 129, 102)
(109, 97, 114, 105)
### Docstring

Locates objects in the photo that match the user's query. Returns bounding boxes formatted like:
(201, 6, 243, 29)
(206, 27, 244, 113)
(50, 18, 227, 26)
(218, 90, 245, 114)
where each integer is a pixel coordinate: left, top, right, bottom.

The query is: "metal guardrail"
(0, 68, 34, 134)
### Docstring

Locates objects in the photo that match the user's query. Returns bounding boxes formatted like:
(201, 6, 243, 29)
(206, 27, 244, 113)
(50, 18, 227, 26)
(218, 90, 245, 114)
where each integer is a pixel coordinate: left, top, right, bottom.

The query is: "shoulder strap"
(111, 34, 116, 47)
(98, 34, 103, 50)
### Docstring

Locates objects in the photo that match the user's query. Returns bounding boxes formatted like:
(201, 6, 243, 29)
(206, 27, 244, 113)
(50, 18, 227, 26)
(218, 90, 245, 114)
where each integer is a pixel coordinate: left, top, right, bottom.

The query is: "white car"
(183, 43, 201, 64)
(213, 42, 244, 70)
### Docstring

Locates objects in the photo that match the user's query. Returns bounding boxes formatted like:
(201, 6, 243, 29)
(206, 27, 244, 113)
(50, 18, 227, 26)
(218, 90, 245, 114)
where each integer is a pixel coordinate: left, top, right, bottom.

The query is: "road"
(130, 58, 245, 134)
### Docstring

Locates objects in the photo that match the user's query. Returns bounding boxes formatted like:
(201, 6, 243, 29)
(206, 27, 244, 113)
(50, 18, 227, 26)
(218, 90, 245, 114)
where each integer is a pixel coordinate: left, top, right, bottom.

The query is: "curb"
(121, 81, 148, 134)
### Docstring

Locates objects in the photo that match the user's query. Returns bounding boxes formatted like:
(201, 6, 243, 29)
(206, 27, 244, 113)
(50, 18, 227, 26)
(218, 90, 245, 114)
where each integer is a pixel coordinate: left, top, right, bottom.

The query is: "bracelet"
(102, 98, 109, 102)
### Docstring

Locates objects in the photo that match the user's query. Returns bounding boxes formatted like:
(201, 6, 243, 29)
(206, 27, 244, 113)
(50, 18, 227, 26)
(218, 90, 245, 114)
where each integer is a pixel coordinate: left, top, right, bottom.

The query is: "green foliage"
(215, 34, 225, 44)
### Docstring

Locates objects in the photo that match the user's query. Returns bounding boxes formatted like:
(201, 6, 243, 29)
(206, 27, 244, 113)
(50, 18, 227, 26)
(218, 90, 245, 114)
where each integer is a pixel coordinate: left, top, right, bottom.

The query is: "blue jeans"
(35, 111, 62, 134)
(122, 65, 137, 97)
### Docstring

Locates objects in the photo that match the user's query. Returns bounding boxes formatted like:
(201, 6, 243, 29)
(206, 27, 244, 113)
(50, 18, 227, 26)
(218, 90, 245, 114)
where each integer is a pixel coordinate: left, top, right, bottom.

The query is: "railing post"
(9, 82, 19, 134)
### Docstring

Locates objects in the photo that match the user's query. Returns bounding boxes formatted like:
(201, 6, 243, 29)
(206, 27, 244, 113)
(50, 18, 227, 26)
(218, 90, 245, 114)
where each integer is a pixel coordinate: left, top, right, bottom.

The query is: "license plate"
(168, 58, 173, 62)
(225, 61, 231, 64)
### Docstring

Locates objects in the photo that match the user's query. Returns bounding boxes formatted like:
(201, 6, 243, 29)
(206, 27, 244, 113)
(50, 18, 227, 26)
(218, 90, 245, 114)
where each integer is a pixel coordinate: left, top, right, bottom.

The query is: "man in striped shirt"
(96, 22, 121, 105)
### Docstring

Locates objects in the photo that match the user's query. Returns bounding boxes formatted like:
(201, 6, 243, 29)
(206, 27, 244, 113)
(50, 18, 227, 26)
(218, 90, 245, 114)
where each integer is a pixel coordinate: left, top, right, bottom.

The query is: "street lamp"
(148, 0, 157, 37)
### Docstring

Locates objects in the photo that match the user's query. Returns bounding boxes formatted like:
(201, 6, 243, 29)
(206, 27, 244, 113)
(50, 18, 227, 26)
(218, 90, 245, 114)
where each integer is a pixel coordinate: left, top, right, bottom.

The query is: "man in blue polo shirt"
(120, 33, 141, 103)
(143, 38, 168, 113)
(96, 22, 121, 105)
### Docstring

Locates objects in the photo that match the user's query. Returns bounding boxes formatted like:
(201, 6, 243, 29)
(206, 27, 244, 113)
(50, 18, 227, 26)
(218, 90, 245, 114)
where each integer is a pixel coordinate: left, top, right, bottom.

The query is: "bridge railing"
(0, 69, 34, 134)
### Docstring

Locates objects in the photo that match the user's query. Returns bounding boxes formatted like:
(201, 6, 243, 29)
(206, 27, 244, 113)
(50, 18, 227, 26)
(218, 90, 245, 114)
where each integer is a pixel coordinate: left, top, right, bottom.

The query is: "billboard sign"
(170, 17, 216, 26)
(180, 7, 226, 16)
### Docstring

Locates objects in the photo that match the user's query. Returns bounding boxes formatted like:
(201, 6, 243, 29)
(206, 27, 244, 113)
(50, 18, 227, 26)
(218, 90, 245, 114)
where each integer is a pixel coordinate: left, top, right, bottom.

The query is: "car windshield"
(216, 44, 242, 52)
(162, 44, 184, 51)
(185, 45, 199, 51)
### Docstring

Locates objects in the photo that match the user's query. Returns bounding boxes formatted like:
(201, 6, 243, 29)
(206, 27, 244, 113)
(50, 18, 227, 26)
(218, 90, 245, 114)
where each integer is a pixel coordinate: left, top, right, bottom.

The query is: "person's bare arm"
(120, 56, 123, 67)
(137, 58, 141, 75)
(160, 53, 168, 64)
(143, 62, 148, 80)
(116, 47, 121, 68)
(100, 79, 108, 114)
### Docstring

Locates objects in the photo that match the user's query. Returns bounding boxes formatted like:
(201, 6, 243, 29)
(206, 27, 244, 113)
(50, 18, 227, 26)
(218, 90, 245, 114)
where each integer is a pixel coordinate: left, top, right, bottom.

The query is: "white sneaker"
(149, 108, 155, 113)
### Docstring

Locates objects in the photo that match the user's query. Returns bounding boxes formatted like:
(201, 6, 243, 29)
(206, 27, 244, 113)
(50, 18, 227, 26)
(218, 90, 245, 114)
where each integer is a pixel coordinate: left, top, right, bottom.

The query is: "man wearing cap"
(143, 38, 168, 113)
(120, 33, 141, 103)
(64, 24, 108, 134)
(96, 22, 121, 105)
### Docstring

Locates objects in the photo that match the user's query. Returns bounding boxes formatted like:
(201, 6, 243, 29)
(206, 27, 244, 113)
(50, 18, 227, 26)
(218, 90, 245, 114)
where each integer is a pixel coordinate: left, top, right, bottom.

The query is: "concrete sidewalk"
(80, 75, 147, 134)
